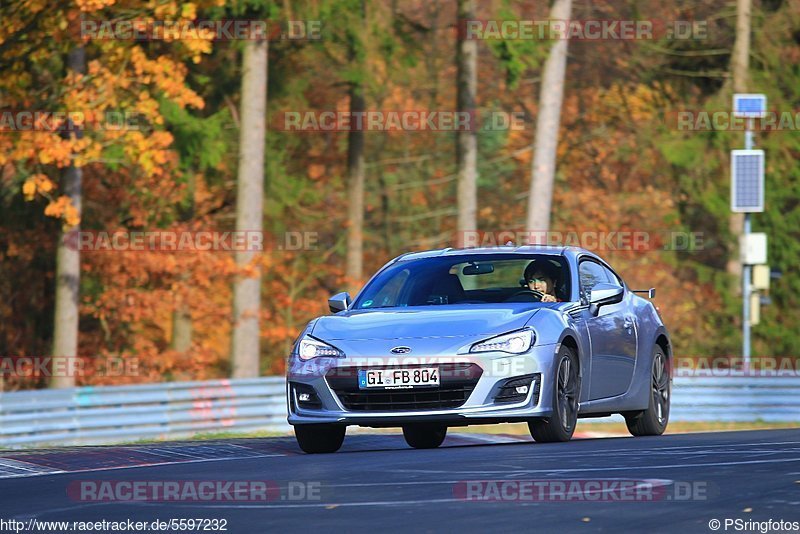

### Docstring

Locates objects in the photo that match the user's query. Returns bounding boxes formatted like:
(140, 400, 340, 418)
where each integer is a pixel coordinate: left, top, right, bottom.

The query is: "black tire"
(625, 346, 670, 437)
(402, 423, 447, 449)
(529, 346, 579, 443)
(294, 424, 346, 454)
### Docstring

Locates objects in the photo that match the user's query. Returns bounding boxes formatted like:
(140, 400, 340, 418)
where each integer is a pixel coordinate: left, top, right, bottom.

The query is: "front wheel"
(402, 423, 447, 449)
(294, 424, 346, 453)
(529, 346, 579, 443)
(625, 346, 670, 436)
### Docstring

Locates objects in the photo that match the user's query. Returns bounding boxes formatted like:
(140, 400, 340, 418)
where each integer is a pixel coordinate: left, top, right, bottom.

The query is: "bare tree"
(525, 0, 572, 234)
(51, 46, 85, 389)
(231, 35, 268, 378)
(456, 0, 477, 246)
(345, 0, 366, 290)
(726, 0, 752, 284)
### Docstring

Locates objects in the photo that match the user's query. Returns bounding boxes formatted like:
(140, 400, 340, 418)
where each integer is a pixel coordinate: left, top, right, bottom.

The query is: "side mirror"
(589, 282, 624, 312)
(328, 292, 351, 313)
(632, 287, 656, 299)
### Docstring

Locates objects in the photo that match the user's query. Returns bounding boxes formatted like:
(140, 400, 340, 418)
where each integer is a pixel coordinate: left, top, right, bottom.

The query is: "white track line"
(384, 456, 800, 476)
(0, 453, 284, 480)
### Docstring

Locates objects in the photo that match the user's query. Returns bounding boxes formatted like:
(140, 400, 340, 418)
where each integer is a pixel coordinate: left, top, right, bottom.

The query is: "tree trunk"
(51, 46, 85, 389)
(731, 0, 751, 94)
(345, 1, 366, 291)
(172, 306, 192, 353)
(456, 0, 477, 247)
(525, 0, 572, 234)
(726, 0, 751, 285)
(231, 36, 267, 378)
(171, 302, 192, 380)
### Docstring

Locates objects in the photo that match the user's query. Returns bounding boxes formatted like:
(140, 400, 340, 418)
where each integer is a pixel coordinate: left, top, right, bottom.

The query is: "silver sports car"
(286, 245, 671, 453)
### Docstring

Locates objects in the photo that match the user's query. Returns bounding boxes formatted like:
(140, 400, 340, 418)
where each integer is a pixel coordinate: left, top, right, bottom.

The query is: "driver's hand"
(541, 294, 556, 303)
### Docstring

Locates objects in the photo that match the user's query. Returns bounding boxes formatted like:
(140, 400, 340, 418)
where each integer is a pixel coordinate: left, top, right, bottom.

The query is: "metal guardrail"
(594, 375, 800, 424)
(0, 377, 289, 448)
(670, 375, 800, 422)
(1, 375, 798, 448)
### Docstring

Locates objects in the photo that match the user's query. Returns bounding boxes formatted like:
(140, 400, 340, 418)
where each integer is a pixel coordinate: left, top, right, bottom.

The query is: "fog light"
(494, 374, 540, 404)
(292, 383, 322, 409)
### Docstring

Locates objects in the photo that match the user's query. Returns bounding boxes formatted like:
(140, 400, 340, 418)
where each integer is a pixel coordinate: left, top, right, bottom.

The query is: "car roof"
(394, 245, 591, 263)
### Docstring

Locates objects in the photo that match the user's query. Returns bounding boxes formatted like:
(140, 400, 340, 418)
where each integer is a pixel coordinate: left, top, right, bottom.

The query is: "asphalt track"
(1, 429, 799, 533)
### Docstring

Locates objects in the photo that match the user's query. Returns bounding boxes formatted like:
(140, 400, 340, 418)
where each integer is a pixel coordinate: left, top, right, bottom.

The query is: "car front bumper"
(286, 343, 561, 427)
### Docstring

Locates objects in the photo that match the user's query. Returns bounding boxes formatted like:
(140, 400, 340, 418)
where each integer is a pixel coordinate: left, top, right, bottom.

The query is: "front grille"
(326, 363, 482, 411)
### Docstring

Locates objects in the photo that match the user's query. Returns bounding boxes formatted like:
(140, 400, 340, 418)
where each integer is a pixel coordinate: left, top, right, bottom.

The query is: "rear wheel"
(402, 423, 447, 449)
(529, 346, 579, 443)
(625, 346, 670, 436)
(294, 424, 346, 454)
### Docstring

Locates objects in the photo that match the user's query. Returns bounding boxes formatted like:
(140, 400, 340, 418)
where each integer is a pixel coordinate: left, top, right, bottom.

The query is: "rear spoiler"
(632, 288, 656, 299)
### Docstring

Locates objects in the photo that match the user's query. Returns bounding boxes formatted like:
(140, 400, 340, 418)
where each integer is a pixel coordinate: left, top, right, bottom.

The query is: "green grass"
(455, 420, 800, 437)
(186, 430, 287, 440)
(110, 429, 288, 446)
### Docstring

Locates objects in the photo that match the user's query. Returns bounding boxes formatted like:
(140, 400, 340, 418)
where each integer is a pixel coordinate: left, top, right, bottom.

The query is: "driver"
(523, 260, 561, 303)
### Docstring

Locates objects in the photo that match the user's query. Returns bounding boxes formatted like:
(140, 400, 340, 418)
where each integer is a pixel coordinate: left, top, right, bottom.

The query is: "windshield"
(352, 254, 571, 309)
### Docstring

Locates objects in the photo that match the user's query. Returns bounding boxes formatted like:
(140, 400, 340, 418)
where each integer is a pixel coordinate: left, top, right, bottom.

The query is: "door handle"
(623, 317, 634, 330)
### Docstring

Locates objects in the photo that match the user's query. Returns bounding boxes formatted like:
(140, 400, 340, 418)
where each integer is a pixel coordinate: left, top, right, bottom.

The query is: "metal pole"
(743, 214, 751, 371)
(742, 119, 754, 371)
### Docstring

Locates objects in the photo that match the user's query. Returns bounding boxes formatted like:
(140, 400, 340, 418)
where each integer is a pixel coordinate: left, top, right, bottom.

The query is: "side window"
(578, 261, 609, 302)
(601, 265, 622, 287)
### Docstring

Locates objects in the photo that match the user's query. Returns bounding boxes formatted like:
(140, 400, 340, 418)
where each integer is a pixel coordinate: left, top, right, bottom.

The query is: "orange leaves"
(37, 138, 74, 167)
(129, 46, 205, 109)
(6, 9, 209, 227)
(22, 172, 81, 228)
(0, 0, 47, 44)
(308, 164, 326, 180)
(21, 180, 36, 200)
(81, 220, 242, 383)
(44, 195, 81, 228)
(123, 130, 175, 176)
(22, 174, 55, 200)
(39, 136, 96, 167)
(75, 0, 118, 12)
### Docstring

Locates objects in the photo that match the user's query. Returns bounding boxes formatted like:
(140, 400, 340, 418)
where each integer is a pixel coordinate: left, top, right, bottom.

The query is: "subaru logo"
(390, 346, 412, 354)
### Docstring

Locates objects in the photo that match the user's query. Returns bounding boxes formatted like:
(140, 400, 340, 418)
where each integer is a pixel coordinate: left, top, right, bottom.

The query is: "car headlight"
(470, 329, 534, 354)
(296, 335, 345, 360)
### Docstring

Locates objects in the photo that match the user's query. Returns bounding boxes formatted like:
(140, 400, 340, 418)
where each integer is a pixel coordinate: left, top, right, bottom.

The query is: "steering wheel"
(505, 289, 544, 302)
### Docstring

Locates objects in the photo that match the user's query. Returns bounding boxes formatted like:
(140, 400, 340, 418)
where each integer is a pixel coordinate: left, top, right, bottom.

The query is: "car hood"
(311, 304, 545, 341)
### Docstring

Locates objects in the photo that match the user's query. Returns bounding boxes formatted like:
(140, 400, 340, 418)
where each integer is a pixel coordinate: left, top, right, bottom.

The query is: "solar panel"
(733, 93, 767, 118)
(731, 150, 765, 212)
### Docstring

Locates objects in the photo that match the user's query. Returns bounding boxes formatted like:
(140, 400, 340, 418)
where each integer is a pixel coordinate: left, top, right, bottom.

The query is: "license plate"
(358, 368, 439, 389)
